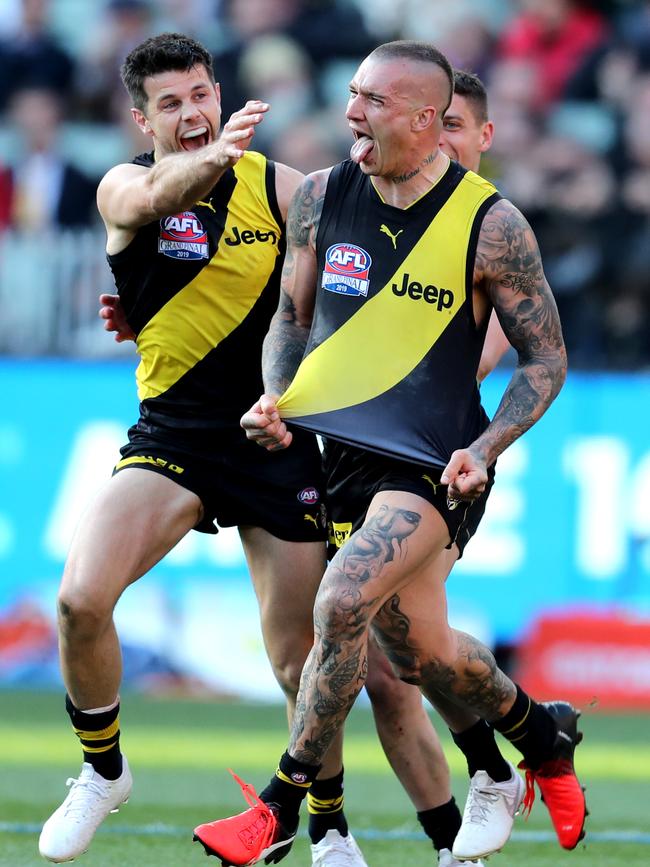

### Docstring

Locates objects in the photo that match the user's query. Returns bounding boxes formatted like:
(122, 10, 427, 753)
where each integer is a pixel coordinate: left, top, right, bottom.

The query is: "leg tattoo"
(289, 505, 421, 764)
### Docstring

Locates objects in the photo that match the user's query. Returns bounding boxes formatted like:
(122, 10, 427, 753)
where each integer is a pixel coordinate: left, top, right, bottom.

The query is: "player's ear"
(131, 107, 153, 137)
(413, 105, 436, 132)
(479, 120, 494, 153)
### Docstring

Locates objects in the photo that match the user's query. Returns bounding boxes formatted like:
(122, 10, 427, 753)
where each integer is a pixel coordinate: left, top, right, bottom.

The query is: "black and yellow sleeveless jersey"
(277, 159, 500, 468)
(107, 150, 283, 433)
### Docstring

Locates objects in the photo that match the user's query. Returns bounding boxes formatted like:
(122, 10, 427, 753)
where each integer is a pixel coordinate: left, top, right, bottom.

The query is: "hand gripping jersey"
(107, 151, 283, 434)
(277, 159, 501, 468)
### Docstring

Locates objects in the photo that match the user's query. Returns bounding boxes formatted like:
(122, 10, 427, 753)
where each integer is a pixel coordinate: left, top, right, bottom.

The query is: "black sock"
(65, 694, 123, 780)
(259, 752, 321, 829)
(451, 719, 512, 782)
(307, 769, 348, 844)
(492, 684, 557, 770)
(417, 797, 462, 853)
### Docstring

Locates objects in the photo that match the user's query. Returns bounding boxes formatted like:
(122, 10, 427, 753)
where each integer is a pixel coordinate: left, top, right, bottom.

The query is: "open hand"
(212, 100, 269, 167)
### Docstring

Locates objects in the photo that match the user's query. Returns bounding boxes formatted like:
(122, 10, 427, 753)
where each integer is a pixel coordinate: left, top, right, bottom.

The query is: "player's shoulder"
(97, 161, 148, 214)
(99, 160, 148, 190)
(302, 166, 334, 197)
(481, 195, 532, 233)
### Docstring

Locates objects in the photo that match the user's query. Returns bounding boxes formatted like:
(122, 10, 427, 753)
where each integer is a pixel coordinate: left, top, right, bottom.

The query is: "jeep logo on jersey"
(392, 273, 455, 311)
(225, 226, 278, 246)
(298, 486, 320, 505)
(322, 243, 372, 297)
(159, 212, 209, 260)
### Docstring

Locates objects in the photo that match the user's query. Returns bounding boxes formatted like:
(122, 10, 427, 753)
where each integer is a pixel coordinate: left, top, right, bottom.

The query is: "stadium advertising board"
(1, 360, 649, 702)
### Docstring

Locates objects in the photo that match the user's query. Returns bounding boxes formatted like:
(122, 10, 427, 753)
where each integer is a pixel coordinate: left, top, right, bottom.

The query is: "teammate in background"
(196, 40, 585, 866)
(438, 70, 510, 383)
(39, 32, 369, 867)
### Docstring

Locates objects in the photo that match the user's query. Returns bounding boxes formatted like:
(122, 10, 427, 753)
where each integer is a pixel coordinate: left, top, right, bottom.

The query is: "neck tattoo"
(391, 167, 420, 184)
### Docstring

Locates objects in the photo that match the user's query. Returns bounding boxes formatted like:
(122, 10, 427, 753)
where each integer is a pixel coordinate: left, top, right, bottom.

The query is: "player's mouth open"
(350, 133, 374, 164)
(180, 126, 209, 150)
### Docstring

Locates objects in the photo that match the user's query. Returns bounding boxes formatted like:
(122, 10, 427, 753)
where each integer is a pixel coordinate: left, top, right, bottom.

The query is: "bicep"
(477, 200, 565, 359)
(277, 170, 330, 327)
(280, 240, 318, 327)
(97, 164, 157, 231)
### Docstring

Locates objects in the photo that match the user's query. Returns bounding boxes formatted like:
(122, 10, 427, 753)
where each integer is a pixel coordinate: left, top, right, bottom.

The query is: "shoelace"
(62, 776, 109, 819)
(228, 769, 278, 853)
(519, 754, 574, 820)
(466, 787, 500, 826)
(519, 765, 536, 819)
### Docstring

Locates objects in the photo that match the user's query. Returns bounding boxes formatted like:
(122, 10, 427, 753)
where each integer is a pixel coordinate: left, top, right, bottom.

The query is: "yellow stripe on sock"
(73, 718, 120, 741)
(307, 793, 344, 814)
(80, 742, 118, 754)
(501, 699, 531, 736)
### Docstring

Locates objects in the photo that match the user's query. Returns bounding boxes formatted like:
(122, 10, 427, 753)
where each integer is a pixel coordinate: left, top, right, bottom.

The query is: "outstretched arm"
(442, 199, 567, 501)
(241, 168, 331, 449)
(97, 100, 268, 254)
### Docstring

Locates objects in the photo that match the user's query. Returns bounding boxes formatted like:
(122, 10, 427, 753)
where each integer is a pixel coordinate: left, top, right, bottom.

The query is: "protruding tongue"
(350, 135, 374, 164)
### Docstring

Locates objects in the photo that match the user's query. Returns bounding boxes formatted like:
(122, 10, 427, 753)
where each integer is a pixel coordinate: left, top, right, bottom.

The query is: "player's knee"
(365, 657, 403, 703)
(385, 643, 457, 689)
(268, 648, 308, 700)
(314, 581, 371, 640)
(57, 587, 112, 641)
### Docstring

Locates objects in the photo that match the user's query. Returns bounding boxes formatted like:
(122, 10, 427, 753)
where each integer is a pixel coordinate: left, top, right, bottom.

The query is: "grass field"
(1, 691, 649, 866)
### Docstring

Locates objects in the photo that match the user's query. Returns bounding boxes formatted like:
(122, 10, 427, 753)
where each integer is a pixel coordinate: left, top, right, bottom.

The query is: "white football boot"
(39, 758, 132, 862)
(452, 762, 524, 861)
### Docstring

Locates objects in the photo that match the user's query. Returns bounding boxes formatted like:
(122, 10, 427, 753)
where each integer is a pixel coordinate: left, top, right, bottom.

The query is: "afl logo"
(326, 243, 371, 275)
(322, 243, 372, 297)
(158, 211, 209, 260)
(298, 487, 320, 505)
(291, 772, 308, 784)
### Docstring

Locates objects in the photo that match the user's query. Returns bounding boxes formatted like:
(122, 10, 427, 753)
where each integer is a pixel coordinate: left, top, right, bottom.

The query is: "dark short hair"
(452, 69, 489, 123)
(121, 32, 215, 112)
(369, 40, 454, 114)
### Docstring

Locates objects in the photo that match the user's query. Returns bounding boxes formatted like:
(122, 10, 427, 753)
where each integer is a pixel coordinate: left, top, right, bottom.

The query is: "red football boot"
(519, 701, 587, 850)
(193, 771, 297, 866)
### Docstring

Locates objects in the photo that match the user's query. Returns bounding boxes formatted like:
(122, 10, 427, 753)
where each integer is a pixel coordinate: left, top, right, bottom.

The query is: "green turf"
(1, 691, 649, 866)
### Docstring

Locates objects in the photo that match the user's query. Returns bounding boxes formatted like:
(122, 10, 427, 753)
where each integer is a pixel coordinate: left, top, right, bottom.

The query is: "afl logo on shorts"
(322, 243, 372, 297)
(159, 211, 209, 260)
(298, 486, 320, 505)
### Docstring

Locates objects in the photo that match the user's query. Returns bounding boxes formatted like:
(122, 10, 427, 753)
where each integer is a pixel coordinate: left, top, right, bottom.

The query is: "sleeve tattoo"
(473, 199, 567, 464)
(261, 172, 327, 396)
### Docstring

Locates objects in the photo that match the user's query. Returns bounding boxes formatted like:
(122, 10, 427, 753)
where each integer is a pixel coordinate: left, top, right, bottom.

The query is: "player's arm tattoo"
(471, 199, 567, 466)
(288, 504, 420, 765)
(261, 171, 328, 396)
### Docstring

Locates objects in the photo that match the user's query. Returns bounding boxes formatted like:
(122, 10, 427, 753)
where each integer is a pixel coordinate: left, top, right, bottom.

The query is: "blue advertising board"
(1, 360, 649, 692)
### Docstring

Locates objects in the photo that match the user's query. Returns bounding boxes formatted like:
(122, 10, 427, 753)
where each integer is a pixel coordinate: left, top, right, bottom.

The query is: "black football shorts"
(114, 424, 327, 542)
(323, 439, 494, 559)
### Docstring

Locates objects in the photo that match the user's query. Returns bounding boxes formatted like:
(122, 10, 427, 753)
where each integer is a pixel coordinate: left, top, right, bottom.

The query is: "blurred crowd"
(0, 0, 649, 368)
